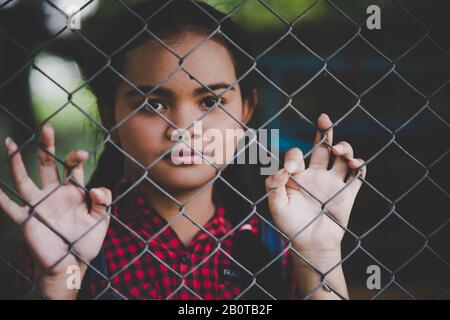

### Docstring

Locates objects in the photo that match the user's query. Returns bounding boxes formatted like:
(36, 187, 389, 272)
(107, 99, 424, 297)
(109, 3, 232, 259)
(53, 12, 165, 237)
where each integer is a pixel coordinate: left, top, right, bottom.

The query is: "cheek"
(117, 116, 165, 163)
(226, 98, 245, 121)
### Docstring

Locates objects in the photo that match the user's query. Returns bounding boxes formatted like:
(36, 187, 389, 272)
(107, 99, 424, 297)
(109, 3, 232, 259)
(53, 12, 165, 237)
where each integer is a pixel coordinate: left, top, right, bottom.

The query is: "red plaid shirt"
(2, 179, 299, 300)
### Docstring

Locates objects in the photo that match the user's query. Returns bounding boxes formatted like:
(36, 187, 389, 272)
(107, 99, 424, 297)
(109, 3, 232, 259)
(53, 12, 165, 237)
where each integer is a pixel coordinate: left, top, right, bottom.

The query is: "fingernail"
(320, 113, 327, 118)
(77, 150, 89, 158)
(285, 161, 296, 173)
(91, 189, 102, 198)
(5, 137, 12, 146)
(43, 122, 53, 130)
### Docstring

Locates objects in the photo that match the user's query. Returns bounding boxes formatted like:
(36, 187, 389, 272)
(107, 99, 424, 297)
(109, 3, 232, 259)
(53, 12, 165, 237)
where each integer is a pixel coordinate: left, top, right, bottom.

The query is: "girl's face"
(113, 32, 255, 192)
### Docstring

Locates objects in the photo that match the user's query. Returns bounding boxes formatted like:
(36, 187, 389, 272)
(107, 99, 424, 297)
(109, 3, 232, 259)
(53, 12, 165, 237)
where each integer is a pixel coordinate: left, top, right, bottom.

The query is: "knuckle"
(38, 152, 55, 166)
(102, 188, 112, 198)
(64, 150, 77, 163)
(339, 141, 353, 153)
(99, 187, 112, 201)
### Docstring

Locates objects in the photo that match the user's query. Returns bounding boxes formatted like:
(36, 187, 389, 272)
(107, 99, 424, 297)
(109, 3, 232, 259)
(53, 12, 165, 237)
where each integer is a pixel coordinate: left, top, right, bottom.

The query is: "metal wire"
(0, 0, 448, 300)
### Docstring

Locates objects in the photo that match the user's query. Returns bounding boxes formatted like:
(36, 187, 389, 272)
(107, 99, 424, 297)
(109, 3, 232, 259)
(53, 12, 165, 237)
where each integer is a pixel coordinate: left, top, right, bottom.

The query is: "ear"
(241, 88, 258, 125)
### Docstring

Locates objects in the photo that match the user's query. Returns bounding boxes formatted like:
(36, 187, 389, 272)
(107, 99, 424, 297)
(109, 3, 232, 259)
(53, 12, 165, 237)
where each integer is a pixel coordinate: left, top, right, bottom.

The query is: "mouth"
(163, 147, 212, 165)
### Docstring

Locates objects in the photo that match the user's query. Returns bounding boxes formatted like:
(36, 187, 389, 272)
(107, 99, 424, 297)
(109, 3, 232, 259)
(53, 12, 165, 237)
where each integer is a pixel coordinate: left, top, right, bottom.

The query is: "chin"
(149, 163, 216, 193)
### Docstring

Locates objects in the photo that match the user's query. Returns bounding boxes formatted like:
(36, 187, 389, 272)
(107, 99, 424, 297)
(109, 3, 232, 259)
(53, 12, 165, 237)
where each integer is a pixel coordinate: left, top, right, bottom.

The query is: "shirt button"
(181, 255, 190, 264)
(180, 255, 189, 274)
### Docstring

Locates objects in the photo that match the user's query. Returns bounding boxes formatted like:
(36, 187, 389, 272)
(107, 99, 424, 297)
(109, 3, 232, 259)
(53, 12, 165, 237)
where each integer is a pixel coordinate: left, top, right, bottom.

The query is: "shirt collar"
(111, 178, 234, 246)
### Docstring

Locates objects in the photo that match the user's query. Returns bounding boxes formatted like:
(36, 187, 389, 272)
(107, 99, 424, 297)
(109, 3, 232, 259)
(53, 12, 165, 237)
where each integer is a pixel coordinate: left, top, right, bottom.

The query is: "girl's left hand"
(265, 113, 367, 262)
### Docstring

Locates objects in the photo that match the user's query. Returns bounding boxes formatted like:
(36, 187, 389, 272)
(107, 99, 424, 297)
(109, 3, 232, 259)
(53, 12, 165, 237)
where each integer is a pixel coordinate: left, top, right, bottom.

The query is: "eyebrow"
(124, 82, 235, 98)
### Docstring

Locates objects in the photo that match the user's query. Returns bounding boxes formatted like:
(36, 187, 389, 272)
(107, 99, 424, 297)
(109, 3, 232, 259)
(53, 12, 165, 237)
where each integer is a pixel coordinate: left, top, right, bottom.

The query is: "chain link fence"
(0, 0, 449, 300)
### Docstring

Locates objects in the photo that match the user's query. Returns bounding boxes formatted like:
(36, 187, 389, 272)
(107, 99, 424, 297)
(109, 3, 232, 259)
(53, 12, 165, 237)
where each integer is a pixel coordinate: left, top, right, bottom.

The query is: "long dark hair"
(82, 0, 266, 224)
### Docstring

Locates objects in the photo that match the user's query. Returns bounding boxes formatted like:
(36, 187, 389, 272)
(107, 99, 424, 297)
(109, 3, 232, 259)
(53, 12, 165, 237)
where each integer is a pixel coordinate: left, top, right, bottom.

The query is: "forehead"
(122, 32, 237, 90)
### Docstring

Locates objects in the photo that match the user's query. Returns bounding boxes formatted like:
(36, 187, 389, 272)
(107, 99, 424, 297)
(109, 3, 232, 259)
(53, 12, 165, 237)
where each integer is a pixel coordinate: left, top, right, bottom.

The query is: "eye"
(201, 96, 221, 109)
(145, 100, 166, 112)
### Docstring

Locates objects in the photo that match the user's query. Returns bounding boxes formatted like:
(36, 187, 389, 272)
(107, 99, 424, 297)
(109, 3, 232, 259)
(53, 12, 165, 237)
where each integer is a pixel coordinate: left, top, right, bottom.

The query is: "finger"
(89, 187, 112, 219)
(310, 113, 333, 170)
(283, 147, 305, 175)
(0, 187, 26, 224)
(347, 158, 367, 193)
(5, 137, 40, 201)
(63, 150, 89, 187)
(265, 168, 289, 214)
(37, 123, 59, 188)
(330, 141, 354, 179)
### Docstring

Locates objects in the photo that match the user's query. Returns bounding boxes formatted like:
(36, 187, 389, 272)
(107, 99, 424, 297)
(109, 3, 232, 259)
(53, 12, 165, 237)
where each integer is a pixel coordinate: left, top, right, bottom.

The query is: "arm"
(30, 264, 89, 300)
(0, 123, 111, 300)
(265, 113, 367, 300)
(291, 249, 348, 300)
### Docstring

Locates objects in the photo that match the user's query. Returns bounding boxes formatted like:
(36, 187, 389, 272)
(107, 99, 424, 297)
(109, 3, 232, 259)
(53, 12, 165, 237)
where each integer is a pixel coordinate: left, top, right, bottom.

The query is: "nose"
(166, 126, 193, 144)
(164, 106, 201, 142)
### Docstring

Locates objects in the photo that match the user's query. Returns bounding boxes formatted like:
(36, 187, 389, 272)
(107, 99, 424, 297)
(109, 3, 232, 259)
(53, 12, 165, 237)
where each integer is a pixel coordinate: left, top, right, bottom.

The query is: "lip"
(163, 148, 212, 165)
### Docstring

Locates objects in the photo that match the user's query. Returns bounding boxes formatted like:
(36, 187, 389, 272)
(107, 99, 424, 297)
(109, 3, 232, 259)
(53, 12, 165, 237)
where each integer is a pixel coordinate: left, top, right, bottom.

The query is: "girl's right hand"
(0, 123, 111, 292)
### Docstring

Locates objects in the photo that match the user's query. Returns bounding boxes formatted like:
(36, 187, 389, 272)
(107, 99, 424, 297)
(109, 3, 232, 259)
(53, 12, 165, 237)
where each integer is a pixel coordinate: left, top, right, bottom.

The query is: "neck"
(127, 171, 216, 247)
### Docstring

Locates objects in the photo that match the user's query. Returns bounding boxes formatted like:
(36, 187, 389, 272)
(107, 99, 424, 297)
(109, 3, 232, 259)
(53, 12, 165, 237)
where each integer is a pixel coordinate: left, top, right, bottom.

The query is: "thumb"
(88, 187, 112, 219)
(265, 168, 289, 214)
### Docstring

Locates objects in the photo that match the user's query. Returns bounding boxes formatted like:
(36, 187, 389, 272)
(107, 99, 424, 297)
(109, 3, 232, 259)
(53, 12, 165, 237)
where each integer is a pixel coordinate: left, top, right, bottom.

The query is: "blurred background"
(0, 0, 448, 299)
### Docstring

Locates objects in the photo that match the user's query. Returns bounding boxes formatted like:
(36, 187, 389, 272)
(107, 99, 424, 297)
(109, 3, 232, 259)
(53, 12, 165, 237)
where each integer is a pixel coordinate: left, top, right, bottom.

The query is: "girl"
(0, 0, 366, 300)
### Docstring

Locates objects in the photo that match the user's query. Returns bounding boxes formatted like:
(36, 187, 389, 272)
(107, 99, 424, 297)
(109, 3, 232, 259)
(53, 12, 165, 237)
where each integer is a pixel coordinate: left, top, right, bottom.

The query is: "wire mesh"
(0, 0, 448, 300)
